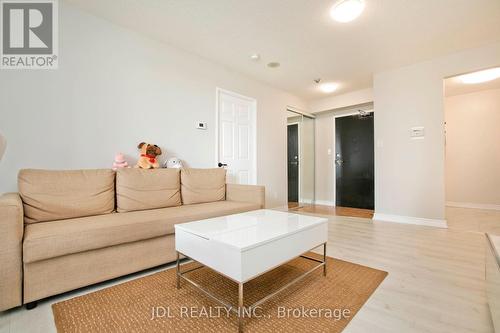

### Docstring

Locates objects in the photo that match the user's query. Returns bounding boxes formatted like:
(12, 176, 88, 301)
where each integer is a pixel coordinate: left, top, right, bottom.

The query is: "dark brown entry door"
(335, 114, 374, 209)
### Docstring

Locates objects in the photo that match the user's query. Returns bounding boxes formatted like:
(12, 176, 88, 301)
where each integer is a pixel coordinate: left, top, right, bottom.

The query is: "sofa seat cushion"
(19, 169, 115, 224)
(23, 201, 260, 263)
(116, 168, 181, 213)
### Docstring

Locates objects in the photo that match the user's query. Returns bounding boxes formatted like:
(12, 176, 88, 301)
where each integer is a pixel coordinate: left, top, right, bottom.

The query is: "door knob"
(335, 156, 343, 166)
(218, 162, 227, 168)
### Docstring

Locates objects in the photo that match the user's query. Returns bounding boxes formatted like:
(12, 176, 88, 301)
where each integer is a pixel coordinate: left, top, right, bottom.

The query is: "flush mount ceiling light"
(250, 53, 260, 61)
(330, 0, 365, 23)
(458, 67, 500, 84)
(319, 82, 339, 93)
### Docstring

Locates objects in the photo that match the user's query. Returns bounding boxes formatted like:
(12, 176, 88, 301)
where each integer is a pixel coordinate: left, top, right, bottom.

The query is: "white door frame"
(287, 121, 301, 203)
(332, 109, 374, 206)
(215, 88, 257, 184)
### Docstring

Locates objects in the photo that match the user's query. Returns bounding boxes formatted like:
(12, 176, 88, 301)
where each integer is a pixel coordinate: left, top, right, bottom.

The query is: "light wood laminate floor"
(447, 206, 500, 235)
(325, 215, 493, 333)
(288, 203, 374, 219)
(0, 210, 496, 333)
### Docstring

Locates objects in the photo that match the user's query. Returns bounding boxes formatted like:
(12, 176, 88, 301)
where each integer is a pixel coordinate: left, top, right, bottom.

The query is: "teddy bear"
(112, 153, 129, 170)
(135, 142, 162, 169)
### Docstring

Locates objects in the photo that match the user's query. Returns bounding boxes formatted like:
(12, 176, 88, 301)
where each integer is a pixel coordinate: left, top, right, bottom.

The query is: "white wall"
(0, 2, 305, 208)
(299, 115, 315, 203)
(445, 88, 500, 207)
(314, 112, 335, 205)
(374, 42, 500, 223)
(309, 88, 373, 113)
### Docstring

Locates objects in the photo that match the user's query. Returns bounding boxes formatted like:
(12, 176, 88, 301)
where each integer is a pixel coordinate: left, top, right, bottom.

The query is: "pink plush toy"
(112, 153, 129, 170)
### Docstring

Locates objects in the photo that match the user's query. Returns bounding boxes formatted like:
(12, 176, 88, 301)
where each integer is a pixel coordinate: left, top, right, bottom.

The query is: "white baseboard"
(299, 198, 314, 204)
(314, 200, 335, 206)
(373, 213, 448, 229)
(446, 201, 500, 211)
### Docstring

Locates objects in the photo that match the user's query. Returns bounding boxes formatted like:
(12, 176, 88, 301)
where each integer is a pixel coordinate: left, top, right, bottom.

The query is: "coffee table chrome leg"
(177, 243, 326, 331)
(323, 242, 327, 276)
(238, 283, 244, 333)
(176, 252, 180, 289)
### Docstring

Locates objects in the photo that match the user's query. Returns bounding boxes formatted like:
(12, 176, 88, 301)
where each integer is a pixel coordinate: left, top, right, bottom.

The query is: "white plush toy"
(165, 157, 183, 169)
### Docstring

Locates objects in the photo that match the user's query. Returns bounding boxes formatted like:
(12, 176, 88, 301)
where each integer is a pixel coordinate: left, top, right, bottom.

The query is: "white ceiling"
(445, 75, 500, 97)
(66, 0, 500, 100)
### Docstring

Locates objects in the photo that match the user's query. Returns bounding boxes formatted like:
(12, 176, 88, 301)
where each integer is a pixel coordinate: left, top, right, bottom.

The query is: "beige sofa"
(0, 168, 265, 311)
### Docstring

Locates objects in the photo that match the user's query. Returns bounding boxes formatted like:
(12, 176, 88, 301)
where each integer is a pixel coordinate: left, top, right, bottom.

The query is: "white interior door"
(217, 89, 256, 185)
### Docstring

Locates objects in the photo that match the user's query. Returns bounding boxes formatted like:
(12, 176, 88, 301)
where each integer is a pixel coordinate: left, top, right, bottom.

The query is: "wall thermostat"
(197, 122, 207, 130)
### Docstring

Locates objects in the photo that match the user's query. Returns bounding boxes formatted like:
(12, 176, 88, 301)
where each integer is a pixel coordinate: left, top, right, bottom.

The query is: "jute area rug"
(52, 254, 387, 333)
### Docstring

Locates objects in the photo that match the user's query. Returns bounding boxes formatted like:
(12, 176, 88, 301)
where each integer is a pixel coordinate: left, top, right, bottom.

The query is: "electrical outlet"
(197, 122, 207, 130)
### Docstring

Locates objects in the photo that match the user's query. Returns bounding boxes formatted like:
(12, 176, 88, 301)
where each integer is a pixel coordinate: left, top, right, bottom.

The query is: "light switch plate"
(410, 126, 425, 139)
(197, 122, 207, 130)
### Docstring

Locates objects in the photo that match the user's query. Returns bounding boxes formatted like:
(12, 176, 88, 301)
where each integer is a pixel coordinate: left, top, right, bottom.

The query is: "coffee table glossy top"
(175, 209, 327, 251)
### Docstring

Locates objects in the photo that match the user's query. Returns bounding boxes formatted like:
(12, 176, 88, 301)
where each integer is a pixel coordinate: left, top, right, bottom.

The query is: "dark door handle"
(218, 162, 227, 168)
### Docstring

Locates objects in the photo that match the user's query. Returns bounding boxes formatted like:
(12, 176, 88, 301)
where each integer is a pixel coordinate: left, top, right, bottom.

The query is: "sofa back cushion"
(116, 168, 181, 213)
(19, 169, 115, 224)
(181, 168, 226, 205)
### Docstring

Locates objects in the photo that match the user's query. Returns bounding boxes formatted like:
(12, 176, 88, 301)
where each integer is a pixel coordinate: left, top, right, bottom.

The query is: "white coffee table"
(174, 209, 328, 332)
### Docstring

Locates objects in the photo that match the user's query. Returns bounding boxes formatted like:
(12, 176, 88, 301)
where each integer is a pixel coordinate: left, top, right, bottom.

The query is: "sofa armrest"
(0, 193, 24, 311)
(226, 184, 265, 209)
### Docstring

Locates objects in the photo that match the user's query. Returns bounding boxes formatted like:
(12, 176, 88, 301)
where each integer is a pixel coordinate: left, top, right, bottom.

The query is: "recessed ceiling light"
(330, 0, 365, 23)
(319, 82, 339, 93)
(267, 62, 280, 68)
(458, 67, 500, 84)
